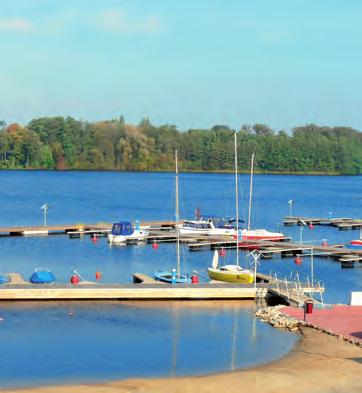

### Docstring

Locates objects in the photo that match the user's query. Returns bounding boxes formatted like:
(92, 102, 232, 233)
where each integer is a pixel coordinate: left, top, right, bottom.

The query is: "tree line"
(0, 117, 361, 174)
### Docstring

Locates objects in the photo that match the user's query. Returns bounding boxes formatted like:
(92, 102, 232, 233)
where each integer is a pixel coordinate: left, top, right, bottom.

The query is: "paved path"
(282, 305, 362, 343)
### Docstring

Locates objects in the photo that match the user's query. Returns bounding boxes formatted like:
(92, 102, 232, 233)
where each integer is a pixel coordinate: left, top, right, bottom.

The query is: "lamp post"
(287, 199, 293, 217)
(41, 204, 48, 226)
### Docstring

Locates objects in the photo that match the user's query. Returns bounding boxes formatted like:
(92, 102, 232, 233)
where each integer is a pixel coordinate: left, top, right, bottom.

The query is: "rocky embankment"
(255, 306, 362, 347)
(255, 306, 302, 331)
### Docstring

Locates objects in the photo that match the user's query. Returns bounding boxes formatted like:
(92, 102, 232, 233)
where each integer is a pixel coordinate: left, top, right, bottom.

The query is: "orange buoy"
(70, 274, 80, 285)
(152, 241, 159, 250)
(294, 256, 302, 265)
(322, 239, 328, 246)
(95, 271, 101, 280)
(219, 248, 226, 257)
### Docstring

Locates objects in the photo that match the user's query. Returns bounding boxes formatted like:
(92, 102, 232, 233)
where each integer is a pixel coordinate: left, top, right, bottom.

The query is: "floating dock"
(283, 216, 362, 230)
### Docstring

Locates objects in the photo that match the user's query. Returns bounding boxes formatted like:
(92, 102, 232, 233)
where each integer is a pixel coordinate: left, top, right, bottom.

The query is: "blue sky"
(0, 0, 361, 131)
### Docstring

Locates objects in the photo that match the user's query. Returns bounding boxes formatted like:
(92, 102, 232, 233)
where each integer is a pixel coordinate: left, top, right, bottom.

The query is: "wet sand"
(3, 327, 361, 393)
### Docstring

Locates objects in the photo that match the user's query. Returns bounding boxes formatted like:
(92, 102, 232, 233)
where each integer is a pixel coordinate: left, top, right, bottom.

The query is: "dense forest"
(0, 117, 361, 174)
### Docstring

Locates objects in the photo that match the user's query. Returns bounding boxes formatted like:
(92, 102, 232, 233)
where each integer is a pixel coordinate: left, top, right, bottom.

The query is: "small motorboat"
(107, 221, 148, 245)
(346, 239, 362, 250)
(29, 268, 55, 284)
(241, 228, 286, 241)
(179, 217, 237, 237)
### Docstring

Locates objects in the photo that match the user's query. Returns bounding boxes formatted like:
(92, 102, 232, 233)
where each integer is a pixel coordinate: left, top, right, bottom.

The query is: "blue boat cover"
(0, 275, 9, 284)
(111, 222, 134, 236)
(30, 270, 56, 284)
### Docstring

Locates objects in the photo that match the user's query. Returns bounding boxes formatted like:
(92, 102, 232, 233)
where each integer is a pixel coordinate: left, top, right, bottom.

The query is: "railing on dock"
(268, 270, 325, 307)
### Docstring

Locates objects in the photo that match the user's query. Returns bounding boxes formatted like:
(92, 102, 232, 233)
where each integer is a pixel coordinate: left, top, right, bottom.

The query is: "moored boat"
(154, 150, 191, 284)
(179, 217, 237, 237)
(241, 228, 286, 241)
(107, 221, 148, 244)
(346, 239, 362, 250)
(208, 251, 254, 284)
(207, 132, 255, 284)
(29, 268, 55, 284)
(154, 269, 191, 284)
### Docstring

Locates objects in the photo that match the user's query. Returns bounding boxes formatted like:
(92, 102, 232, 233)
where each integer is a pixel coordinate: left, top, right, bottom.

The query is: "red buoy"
(322, 239, 328, 246)
(191, 275, 199, 284)
(219, 248, 226, 257)
(294, 256, 302, 265)
(152, 241, 159, 250)
(95, 271, 101, 280)
(91, 235, 98, 243)
(309, 224, 314, 230)
(70, 274, 80, 285)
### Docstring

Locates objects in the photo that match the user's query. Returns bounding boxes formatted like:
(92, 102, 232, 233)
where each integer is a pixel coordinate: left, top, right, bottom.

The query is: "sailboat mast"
(175, 150, 181, 278)
(247, 153, 255, 231)
(234, 132, 239, 267)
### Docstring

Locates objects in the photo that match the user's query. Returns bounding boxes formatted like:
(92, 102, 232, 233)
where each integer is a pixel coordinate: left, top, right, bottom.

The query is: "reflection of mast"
(230, 306, 239, 371)
(171, 306, 180, 377)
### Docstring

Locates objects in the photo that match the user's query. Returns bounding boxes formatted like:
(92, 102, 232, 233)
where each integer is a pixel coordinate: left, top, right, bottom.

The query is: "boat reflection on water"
(0, 302, 297, 388)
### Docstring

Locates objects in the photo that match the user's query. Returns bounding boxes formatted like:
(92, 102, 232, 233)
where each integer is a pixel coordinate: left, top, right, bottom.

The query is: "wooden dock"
(0, 282, 269, 301)
(283, 216, 362, 230)
(0, 220, 178, 237)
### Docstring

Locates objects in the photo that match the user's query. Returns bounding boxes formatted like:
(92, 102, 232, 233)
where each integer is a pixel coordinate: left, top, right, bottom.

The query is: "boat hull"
(154, 271, 191, 284)
(208, 268, 254, 284)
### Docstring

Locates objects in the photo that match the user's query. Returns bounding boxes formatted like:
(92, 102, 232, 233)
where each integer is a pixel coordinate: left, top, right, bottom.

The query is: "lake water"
(0, 170, 361, 387)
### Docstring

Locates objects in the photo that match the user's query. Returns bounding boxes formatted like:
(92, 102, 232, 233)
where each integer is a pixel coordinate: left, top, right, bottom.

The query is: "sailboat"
(208, 132, 254, 284)
(154, 150, 191, 284)
(241, 154, 286, 241)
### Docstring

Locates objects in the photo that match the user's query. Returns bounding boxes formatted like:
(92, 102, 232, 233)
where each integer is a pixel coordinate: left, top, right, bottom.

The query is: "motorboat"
(179, 217, 237, 237)
(241, 228, 286, 241)
(107, 221, 148, 245)
(29, 268, 55, 284)
(345, 229, 362, 250)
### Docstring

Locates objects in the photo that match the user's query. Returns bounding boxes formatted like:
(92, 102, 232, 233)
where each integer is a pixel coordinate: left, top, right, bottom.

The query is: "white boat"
(107, 221, 148, 245)
(179, 218, 236, 237)
(22, 230, 49, 236)
(241, 228, 285, 241)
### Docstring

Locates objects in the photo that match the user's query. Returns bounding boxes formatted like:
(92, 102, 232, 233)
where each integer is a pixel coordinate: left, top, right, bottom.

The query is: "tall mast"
(247, 153, 255, 231)
(175, 150, 180, 278)
(234, 132, 239, 267)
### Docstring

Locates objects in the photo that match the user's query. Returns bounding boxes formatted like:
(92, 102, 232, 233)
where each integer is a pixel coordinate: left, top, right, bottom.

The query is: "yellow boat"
(207, 251, 254, 284)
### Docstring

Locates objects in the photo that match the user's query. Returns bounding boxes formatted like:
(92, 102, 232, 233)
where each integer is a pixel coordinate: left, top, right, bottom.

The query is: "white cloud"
(0, 18, 36, 32)
(97, 8, 162, 34)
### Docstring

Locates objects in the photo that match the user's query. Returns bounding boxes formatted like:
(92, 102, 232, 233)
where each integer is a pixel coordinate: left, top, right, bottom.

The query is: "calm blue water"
(0, 170, 361, 387)
(0, 302, 296, 388)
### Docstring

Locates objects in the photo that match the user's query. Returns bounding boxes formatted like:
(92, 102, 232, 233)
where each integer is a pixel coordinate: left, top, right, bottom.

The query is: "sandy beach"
(3, 326, 361, 393)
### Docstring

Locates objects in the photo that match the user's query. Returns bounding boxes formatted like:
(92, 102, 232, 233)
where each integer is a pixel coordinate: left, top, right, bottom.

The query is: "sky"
(0, 0, 362, 131)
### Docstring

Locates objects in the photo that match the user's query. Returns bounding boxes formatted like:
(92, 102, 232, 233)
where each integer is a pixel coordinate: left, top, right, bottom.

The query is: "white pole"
(299, 226, 303, 244)
(253, 252, 259, 289)
(247, 153, 254, 231)
(175, 150, 180, 278)
(234, 132, 239, 267)
(311, 247, 314, 287)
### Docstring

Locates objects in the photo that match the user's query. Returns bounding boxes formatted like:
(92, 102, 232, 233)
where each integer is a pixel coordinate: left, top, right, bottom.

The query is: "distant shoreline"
(0, 168, 358, 176)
